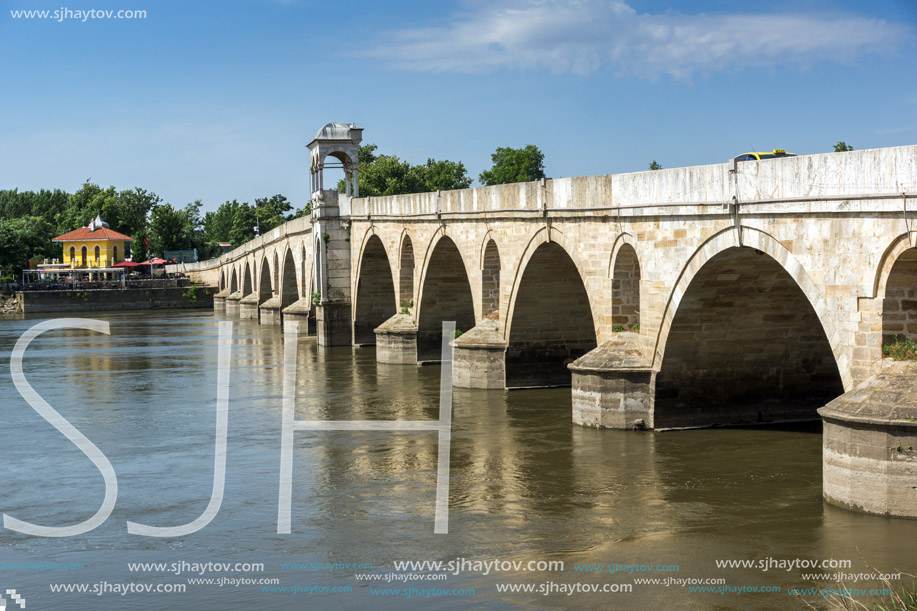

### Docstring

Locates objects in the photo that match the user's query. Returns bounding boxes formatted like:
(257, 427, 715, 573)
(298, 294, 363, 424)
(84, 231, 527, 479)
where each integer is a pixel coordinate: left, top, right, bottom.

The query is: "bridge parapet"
(349, 146, 916, 218)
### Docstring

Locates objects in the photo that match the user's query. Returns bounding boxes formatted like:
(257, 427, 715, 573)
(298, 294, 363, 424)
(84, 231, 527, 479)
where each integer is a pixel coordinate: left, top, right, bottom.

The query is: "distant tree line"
(1, 143, 549, 277)
(0, 182, 307, 277)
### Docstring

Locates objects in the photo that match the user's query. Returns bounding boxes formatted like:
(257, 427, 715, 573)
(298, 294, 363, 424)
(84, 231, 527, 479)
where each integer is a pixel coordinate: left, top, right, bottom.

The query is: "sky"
(1, 0, 915, 212)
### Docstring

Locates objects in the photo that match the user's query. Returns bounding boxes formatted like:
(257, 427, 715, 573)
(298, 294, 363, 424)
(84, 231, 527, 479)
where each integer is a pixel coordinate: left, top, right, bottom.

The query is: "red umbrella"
(141, 258, 169, 265)
(113, 261, 144, 267)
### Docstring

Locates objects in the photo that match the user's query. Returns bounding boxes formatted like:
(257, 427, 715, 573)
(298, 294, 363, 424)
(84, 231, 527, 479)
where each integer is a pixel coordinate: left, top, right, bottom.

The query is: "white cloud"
(362, 0, 911, 77)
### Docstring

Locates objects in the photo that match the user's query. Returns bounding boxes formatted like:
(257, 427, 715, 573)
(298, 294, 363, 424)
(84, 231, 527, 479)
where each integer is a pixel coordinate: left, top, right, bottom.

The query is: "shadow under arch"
(416, 232, 475, 361)
(242, 262, 253, 296)
(353, 233, 397, 345)
(280, 246, 299, 311)
(654, 235, 845, 429)
(654, 226, 849, 390)
(398, 231, 415, 309)
(873, 233, 917, 346)
(257, 255, 272, 304)
(505, 230, 597, 388)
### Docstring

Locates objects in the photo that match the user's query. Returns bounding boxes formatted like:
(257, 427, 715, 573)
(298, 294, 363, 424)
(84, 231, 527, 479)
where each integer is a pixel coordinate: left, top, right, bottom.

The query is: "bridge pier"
(282, 298, 316, 335)
(316, 302, 352, 346)
(259, 296, 282, 326)
(213, 290, 228, 312)
(452, 320, 506, 389)
(569, 335, 655, 429)
(225, 292, 242, 315)
(819, 360, 917, 519)
(239, 294, 259, 319)
(374, 314, 418, 364)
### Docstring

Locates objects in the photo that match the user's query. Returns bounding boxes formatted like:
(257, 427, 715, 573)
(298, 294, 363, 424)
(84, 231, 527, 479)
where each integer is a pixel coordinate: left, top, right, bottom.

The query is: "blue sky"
(1, 0, 915, 212)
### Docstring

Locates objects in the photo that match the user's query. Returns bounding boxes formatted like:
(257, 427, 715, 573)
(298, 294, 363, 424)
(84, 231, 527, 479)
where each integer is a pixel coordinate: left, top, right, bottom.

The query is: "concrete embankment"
(17, 286, 217, 313)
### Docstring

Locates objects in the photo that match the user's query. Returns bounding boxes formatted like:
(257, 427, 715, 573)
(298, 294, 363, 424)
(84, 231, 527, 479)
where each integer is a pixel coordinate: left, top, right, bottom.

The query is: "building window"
(94, 245, 100, 265)
(113, 245, 119, 262)
(70, 246, 75, 263)
(81, 246, 87, 266)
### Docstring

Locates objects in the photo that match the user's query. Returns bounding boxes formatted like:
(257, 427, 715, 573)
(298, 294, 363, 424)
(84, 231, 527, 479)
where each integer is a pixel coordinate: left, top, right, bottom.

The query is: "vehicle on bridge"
(734, 149, 796, 161)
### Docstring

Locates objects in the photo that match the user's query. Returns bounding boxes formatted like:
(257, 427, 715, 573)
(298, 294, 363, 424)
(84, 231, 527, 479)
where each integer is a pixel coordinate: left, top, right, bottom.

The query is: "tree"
(253, 194, 293, 233)
(340, 143, 472, 196)
(833, 142, 854, 152)
(0, 216, 57, 274)
(418, 158, 473, 191)
(149, 203, 191, 256)
(479, 145, 545, 186)
(649, 160, 663, 170)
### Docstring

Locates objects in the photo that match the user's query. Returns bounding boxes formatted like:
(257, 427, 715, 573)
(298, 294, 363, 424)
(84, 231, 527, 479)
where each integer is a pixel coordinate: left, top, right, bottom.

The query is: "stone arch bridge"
(171, 141, 917, 517)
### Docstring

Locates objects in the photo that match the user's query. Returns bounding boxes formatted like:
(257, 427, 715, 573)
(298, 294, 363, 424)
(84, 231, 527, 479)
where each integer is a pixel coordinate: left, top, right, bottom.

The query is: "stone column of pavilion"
(308, 123, 360, 346)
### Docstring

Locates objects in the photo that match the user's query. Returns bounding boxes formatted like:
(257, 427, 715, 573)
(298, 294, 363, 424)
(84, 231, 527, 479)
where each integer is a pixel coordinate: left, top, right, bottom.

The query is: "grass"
(804, 573, 916, 611)
(883, 335, 917, 360)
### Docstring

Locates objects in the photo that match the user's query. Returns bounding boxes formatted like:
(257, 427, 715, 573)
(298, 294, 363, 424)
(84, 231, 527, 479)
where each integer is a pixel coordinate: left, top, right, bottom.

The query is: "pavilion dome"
(312, 122, 362, 141)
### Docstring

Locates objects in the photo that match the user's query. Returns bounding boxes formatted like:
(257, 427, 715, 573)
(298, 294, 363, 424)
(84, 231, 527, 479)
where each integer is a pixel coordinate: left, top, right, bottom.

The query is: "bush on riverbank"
(883, 335, 917, 360)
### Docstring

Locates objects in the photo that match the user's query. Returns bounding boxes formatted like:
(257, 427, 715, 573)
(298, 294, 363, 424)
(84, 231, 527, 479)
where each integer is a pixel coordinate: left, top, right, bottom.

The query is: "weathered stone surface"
(259, 295, 282, 326)
(820, 360, 917, 519)
(282, 298, 316, 335)
(570, 334, 655, 429)
(239, 293, 259, 319)
(374, 313, 418, 364)
(453, 319, 506, 388)
(316, 301, 352, 346)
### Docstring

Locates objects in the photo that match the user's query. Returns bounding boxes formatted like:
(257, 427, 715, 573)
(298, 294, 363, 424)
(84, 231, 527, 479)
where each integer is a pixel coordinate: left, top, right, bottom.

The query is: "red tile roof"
(52, 227, 134, 242)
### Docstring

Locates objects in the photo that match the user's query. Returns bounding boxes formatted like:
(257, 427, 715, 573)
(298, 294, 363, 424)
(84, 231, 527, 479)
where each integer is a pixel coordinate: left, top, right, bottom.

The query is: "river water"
(0, 310, 914, 610)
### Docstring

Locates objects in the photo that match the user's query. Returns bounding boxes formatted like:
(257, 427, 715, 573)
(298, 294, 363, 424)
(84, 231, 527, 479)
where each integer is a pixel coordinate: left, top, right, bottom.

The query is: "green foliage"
(833, 141, 854, 152)
(874, 581, 917, 611)
(311, 291, 321, 305)
(479, 145, 546, 186)
(2, 181, 303, 269)
(183, 285, 199, 303)
(883, 335, 917, 360)
(337, 143, 471, 197)
(649, 160, 663, 170)
(630, 322, 640, 332)
(613, 324, 625, 332)
(0, 216, 57, 273)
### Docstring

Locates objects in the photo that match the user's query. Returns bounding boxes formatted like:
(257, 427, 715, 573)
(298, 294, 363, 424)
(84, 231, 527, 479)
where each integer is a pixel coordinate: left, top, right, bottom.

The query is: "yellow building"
(52, 214, 133, 269)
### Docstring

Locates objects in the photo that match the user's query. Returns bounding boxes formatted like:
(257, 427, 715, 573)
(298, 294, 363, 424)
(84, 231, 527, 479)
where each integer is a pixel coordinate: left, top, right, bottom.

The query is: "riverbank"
(16, 285, 216, 313)
(0, 293, 21, 315)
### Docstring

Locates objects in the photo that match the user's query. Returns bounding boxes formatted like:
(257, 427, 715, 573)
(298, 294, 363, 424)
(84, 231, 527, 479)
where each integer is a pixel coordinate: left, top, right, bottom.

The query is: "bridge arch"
(242, 261, 253, 296)
(229, 268, 237, 294)
(874, 234, 917, 347)
(353, 232, 397, 345)
(609, 236, 641, 331)
(416, 231, 476, 361)
(280, 247, 299, 310)
(505, 228, 597, 388)
(654, 228, 845, 429)
(480, 236, 501, 319)
(258, 256, 272, 304)
(398, 231, 415, 310)
(219, 270, 225, 292)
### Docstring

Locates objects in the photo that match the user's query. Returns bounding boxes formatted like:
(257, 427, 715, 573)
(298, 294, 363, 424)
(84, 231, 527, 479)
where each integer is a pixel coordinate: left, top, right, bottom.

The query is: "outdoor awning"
(113, 261, 144, 267)
(140, 258, 169, 265)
